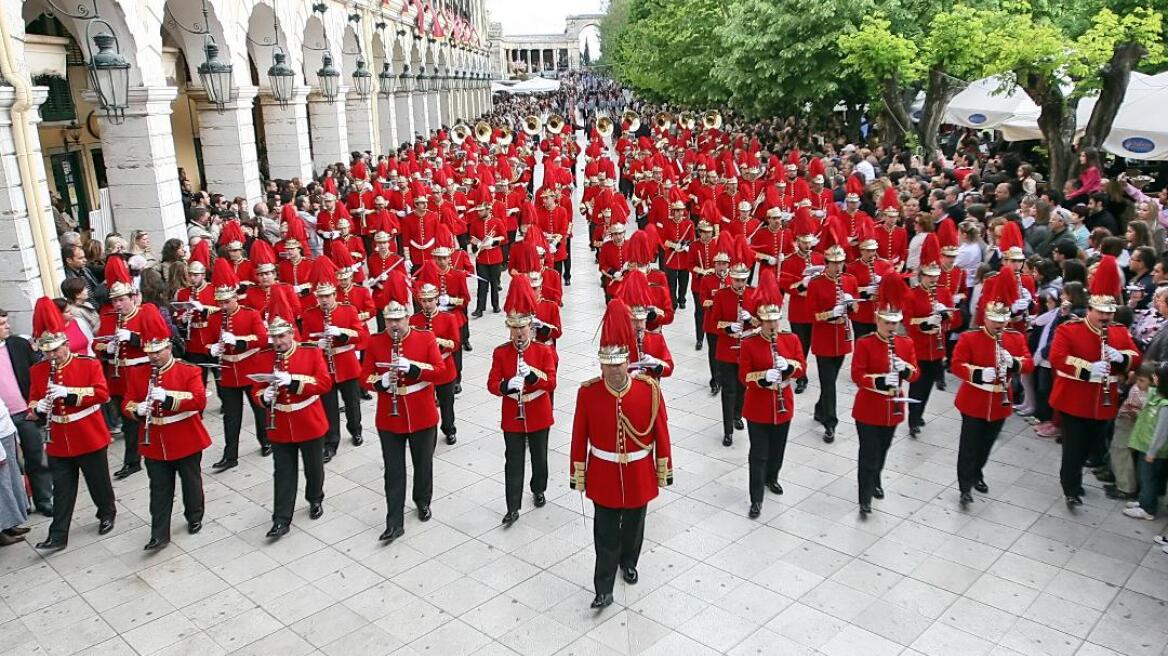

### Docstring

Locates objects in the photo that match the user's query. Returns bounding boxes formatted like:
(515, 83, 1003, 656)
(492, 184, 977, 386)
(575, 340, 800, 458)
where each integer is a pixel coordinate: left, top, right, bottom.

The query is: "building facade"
(489, 14, 601, 78)
(0, 0, 493, 329)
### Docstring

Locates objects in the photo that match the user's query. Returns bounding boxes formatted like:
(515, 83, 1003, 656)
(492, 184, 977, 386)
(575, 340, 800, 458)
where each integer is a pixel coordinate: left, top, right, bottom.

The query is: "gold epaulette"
(581, 376, 601, 387)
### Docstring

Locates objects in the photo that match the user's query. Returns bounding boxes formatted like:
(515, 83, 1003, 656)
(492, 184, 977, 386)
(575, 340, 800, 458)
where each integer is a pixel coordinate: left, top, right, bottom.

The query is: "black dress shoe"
(873, 486, 884, 500)
(564, 279, 571, 286)
(622, 566, 638, 584)
(748, 502, 761, 518)
(309, 503, 324, 520)
(722, 434, 733, 447)
(1104, 485, 1138, 501)
(379, 526, 405, 543)
(823, 427, 835, 444)
(36, 504, 54, 517)
(909, 424, 922, 437)
(472, 310, 484, 319)
(767, 481, 784, 495)
(445, 433, 457, 445)
(935, 379, 947, 391)
(352, 435, 364, 446)
(3, 526, 30, 537)
(734, 418, 744, 431)
(187, 522, 202, 535)
(590, 593, 613, 609)
(261, 445, 273, 457)
(463, 343, 473, 352)
(266, 523, 290, 539)
(960, 492, 974, 507)
(973, 480, 989, 494)
(859, 503, 872, 516)
(143, 538, 169, 551)
(35, 537, 67, 552)
(98, 518, 115, 535)
(211, 458, 238, 472)
(533, 493, 546, 507)
(678, 301, 686, 310)
(491, 307, 501, 314)
(695, 340, 703, 351)
(323, 449, 335, 464)
(709, 383, 720, 397)
(418, 506, 432, 522)
(501, 511, 519, 526)
(113, 464, 141, 480)
(454, 383, 463, 394)
(795, 379, 807, 394)
(1065, 495, 1083, 508)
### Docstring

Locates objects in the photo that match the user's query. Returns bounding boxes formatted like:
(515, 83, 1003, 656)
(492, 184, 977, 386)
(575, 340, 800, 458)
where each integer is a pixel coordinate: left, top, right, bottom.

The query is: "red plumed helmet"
(218, 221, 246, 250)
(598, 299, 636, 365)
(1089, 254, 1123, 311)
(503, 272, 538, 327)
(982, 270, 1021, 323)
(998, 221, 1025, 258)
(618, 268, 654, 318)
(138, 305, 173, 352)
(508, 240, 539, 274)
(32, 296, 67, 351)
(626, 230, 653, 266)
(936, 218, 959, 251)
(265, 287, 300, 338)
(329, 240, 357, 275)
(211, 258, 240, 301)
(807, 157, 826, 182)
(380, 270, 412, 320)
(875, 271, 911, 322)
(104, 255, 135, 299)
(879, 187, 901, 213)
(918, 233, 942, 275)
(310, 255, 339, 295)
(754, 268, 785, 321)
(249, 239, 278, 274)
(189, 240, 212, 274)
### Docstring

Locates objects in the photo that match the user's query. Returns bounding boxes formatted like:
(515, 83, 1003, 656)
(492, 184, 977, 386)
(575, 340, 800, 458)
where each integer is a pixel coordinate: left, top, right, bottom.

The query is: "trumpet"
(142, 364, 160, 446)
(389, 328, 402, 417)
(546, 114, 565, 135)
(523, 115, 543, 136)
(596, 115, 614, 138)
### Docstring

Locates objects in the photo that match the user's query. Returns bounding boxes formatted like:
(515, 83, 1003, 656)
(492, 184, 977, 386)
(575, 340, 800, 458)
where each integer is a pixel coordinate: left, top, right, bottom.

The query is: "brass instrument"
(596, 115, 614, 138)
(703, 110, 723, 130)
(523, 115, 543, 136)
(994, 329, 1010, 407)
(771, 335, 787, 417)
(515, 340, 528, 421)
(678, 111, 696, 131)
(452, 123, 472, 144)
(322, 304, 336, 376)
(142, 364, 160, 446)
(1101, 329, 1112, 407)
(888, 337, 903, 417)
(622, 109, 641, 132)
(498, 126, 514, 147)
(267, 350, 285, 431)
(473, 120, 493, 143)
(545, 114, 565, 135)
(389, 328, 402, 417)
(111, 312, 125, 379)
(654, 111, 673, 131)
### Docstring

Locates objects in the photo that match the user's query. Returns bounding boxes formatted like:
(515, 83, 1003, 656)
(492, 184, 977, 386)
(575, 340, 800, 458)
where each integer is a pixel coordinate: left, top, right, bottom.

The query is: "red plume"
(218, 221, 246, 248)
(755, 268, 784, 307)
(879, 187, 900, 212)
(104, 255, 131, 289)
(211, 257, 239, 291)
(599, 299, 637, 353)
(32, 297, 65, 337)
(329, 240, 357, 271)
(876, 270, 910, 309)
(807, 157, 826, 181)
(509, 240, 539, 274)
(1090, 255, 1123, 299)
(503, 272, 538, 316)
(626, 230, 653, 266)
(618, 268, 654, 308)
(998, 221, 1024, 253)
(310, 255, 339, 289)
(936, 218, 959, 249)
(918, 233, 941, 268)
(190, 240, 212, 269)
(249, 240, 277, 268)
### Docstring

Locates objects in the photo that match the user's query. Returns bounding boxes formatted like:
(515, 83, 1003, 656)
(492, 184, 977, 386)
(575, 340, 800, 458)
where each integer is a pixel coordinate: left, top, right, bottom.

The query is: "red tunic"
(122, 358, 212, 461)
(904, 284, 956, 362)
(488, 341, 558, 433)
(175, 283, 217, 356)
(569, 375, 673, 509)
(360, 327, 445, 433)
(597, 241, 628, 293)
(846, 258, 889, 325)
(336, 283, 376, 323)
(850, 334, 920, 427)
(249, 345, 332, 443)
(402, 210, 441, 266)
(409, 310, 461, 385)
(1049, 319, 1141, 421)
(210, 306, 267, 388)
(278, 257, 315, 296)
(698, 273, 730, 334)
(96, 303, 164, 397)
(710, 286, 758, 363)
(951, 328, 1035, 421)
(470, 215, 508, 266)
(808, 273, 860, 357)
(780, 251, 826, 324)
(876, 225, 908, 265)
(301, 303, 368, 382)
(737, 332, 806, 424)
(28, 355, 111, 458)
(660, 218, 695, 271)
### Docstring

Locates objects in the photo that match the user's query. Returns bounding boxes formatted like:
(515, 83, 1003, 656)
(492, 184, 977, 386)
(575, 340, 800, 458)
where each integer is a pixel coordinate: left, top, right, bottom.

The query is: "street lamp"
(378, 62, 395, 98)
(164, 0, 235, 112)
(399, 65, 414, 93)
(317, 52, 341, 103)
(40, 1, 133, 124)
(267, 47, 296, 106)
(351, 55, 372, 99)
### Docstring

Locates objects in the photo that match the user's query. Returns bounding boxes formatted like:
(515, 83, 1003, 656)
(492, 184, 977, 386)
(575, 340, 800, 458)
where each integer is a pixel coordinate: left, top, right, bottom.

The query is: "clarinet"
(1101, 329, 1112, 407)
(323, 304, 336, 376)
(835, 275, 853, 342)
(111, 312, 125, 378)
(267, 350, 284, 431)
(888, 336, 903, 417)
(515, 340, 528, 421)
(926, 284, 943, 351)
(389, 328, 402, 417)
(142, 364, 160, 446)
(995, 330, 1011, 407)
(771, 335, 787, 417)
(44, 358, 59, 443)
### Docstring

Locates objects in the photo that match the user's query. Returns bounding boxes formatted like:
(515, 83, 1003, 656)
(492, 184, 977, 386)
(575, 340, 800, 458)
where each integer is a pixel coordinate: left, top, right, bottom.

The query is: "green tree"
(837, 14, 922, 146)
(583, 41, 592, 65)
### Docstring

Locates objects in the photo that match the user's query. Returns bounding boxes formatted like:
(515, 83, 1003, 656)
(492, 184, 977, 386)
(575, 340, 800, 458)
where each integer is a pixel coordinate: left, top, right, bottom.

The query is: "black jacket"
(2, 335, 37, 400)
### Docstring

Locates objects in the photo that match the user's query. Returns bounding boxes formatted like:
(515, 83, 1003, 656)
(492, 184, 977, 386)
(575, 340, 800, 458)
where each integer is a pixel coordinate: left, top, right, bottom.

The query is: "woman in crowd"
(52, 296, 93, 356)
(129, 230, 157, 268)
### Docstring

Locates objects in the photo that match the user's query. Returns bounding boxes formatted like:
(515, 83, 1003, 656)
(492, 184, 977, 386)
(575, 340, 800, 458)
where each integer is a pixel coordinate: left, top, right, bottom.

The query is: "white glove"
(273, 371, 292, 388)
(873, 275, 882, 284)
(729, 322, 743, 334)
(831, 305, 846, 318)
(262, 386, 277, 404)
(46, 383, 67, 401)
(981, 367, 997, 383)
(813, 210, 826, 218)
(1090, 360, 1111, 380)
(842, 293, 855, 304)
(927, 314, 942, 328)
(35, 398, 51, 414)
(866, 284, 878, 295)
(439, 294, 451, 307)
(1104, 346, 1124, 363)
(220, 331, 237, 344)
(765, 368, 781, 383)
(738, 308, 751, 322)
(892, 356, 906, 372)
(1020, 287, 1033, 302)
(379, 371, 393, 388)
(932, 301, 946, 313)
(405, 260, 414, 273)
(518, 361, 532, 378)
(1010, 299, 1029, 313)
(800, 276, 812, 288)
(953, 293, 966, 304)
(885, 371, 900, 388)
(189, 300, 205, 312)
(766, 255, 777, 265)
(149, 386, 167, 402)
(773, 356, 790, 372)
(640, 354, 661, 368)
(135, 401, 150, 416)
(680, 244, 690, 252)
(116, 328, 132, 343)
(507, 375, 525, 392)
(209, 343, 224, 358)
(394, 356, 412, 372)
(325, 325, 344, 338)
(317, 338, 329, 350)
(105, 341, 118, 355)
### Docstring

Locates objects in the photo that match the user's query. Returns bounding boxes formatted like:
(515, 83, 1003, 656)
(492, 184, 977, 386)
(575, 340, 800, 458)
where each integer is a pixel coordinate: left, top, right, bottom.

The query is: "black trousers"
(1061, 414, 1108, 497)
(47, 447, 116, 542)
(13, 414, 52, 508)
(706, 334, 718, 385)
(718, 361, 745, 436)
(271, 436, 325, 525)
(145, 452, 204, 542)
(908, 359, 945, 428)
(503, 429, 549, 512)
(380, 428, 436, 530)
(592, 503, 647, 595)
(664, 268, 689, 307)
(814, 356, 845, 429)
(111, 395, 140, 468)
(457, 233, 470, 251)
(459, 323, 470, 368)
(219, 385, 270, 462)
(321, 378, 363, 451)
(747, 421, 791, 504)
(692, 294, 705, 342)
(853, 322, 875, 339)
(184, 352, 217, 388)
(437, 381, 457, 437)
(856, 423, 895, 506)
(791, 323, 812, 383)
(503, 230, 517, 264)
(554, 242, 572, 282)
(475, 262, 503, 313)
(957, 415, 1005, 494)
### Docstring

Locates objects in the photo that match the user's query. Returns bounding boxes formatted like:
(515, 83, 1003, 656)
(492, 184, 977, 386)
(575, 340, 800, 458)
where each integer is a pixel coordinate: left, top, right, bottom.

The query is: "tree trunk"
(1022, 72, 1076, 192)
(917, 67, 959, 164)
(881, 76, 911, 148)
(1079, 42, 1147, 153)
(844, 102, 864, 144)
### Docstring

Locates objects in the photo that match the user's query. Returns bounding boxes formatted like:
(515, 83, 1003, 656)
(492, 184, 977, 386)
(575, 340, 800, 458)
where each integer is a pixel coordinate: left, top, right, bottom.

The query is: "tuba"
(596, 115, 614, 138)
(703, 110, 723, 130)
(545, 114, 565, 134)
(452, 123, 472, 145)
(498, 126, 514, 147)
(473, 120, 492, 144)
(654, 111, 673, 131)
(623, 109, 641, 132)
(523, 115, 543, 136)
(678, 111, 696, 131)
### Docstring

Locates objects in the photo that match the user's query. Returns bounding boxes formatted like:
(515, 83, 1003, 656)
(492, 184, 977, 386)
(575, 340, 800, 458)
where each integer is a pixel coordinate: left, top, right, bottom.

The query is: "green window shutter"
(34, 75, 76, 123)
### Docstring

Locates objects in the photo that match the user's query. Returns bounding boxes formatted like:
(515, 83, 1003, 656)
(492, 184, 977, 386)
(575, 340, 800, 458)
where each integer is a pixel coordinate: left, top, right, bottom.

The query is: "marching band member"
(846, 225, 889, 339)
(174, 241, 217, 381)
(570, 299, 672, 609)
(620, 269, 674, 380)
(470, 198, 508, 317)
(688, 220, 719, 351)
(851, 274, 919, 516)
(807, 229, 859, 443)
(660, 192, 694, 308)
(28, 298, 116, 552)
(597, 223, 628, 301)
(488, 276, 558, 526)
(737, 271, 804, 518)
(697, 234, 734, 395)
(710, 247, 756, 446)
(905, 236, 955, 437)
(779, 210, 824, 394)
(410, 283, 462, 445)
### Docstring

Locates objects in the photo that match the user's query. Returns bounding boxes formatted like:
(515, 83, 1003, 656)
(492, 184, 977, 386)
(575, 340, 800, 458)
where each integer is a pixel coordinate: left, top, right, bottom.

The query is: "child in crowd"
(1109, 363, 1155, 502)
(1124, 362, 1168, 521)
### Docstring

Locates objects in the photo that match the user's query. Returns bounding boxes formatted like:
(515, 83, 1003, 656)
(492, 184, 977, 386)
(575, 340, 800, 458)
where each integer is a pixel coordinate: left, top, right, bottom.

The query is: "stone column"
(0, 87, 57, 328)
(345, 92, 375, 154)
(307, 91, 351, 172)
(552, 49, 559, 72)
(427, 89, 441, 130)
(92, 86, 186, 246)
(259, 87, 314, 182)
(193, 85, 262, 207)
(395, 91, 415, 144)
(377, 93, 398, 152)
(412, 90, 430, 137)
(534, 49, 542, 73)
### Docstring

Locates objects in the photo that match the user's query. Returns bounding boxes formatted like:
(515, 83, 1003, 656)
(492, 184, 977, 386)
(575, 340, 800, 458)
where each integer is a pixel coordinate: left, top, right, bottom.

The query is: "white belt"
(275, 395, 320, 412)
(50, 404, 101, 424)
(119, 356, 148, 367)
(590, 445, 650, 464)
(330, 344, 355, 355)
(505, 389, 546, 402)
(150, 410, 198, 425)
(221, 348, 258, 363)
(394, 381, 431, 395)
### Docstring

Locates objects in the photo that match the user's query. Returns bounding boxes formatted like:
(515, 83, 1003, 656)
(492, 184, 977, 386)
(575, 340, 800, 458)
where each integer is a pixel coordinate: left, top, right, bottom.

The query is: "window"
(34, 75, 76, 123)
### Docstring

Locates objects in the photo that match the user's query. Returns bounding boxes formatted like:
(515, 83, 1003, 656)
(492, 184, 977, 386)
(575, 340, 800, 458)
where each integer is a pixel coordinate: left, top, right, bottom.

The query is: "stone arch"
(244, 0, 293, 89)
(340, 22, 361, 85)
(159, 0, 232, 84)
(20, 0, 162, 87)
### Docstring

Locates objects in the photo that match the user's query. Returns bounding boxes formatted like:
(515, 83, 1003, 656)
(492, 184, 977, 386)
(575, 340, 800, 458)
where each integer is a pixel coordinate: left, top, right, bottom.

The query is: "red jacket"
(249, 345, 332, 443)
(737, 332, 806, 424)
(952, 328, 1034, 421)
(97, 303, 163, 397)
(336, 283, 376, 323)
(570, 374, 673, 508)
(1050, 319, 1140, 421)
(710, 286, 758, 363)
(410, 310, 461, 385)
(698, 273, 730, 334)
(904, 284, 956, 362)
(28, 355, 111, 458)
(850, 334, 920, 427)
(659, 218, 695, 271)
(876, 224, 908, 265)
(211, 306, 268, 388)
(278, 257, 315, 295)
(846, 257, 889, 325)
(175, 283, 217, 356)
(808, 273, 859, 357)
(471, 215, 508, 266)
(301, 303, 369, 382)
(360, 327, 445, 433)
(123, 358, 211, 461)
(488, 340, 558, 433)
(403, 210, 441, 266)
(779, 251, 825, 324)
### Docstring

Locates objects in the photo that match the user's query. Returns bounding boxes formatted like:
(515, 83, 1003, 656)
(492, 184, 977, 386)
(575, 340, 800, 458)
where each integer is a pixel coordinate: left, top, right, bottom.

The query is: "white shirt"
(954, 242, 983, 287)
(856, 160, 875, 183)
